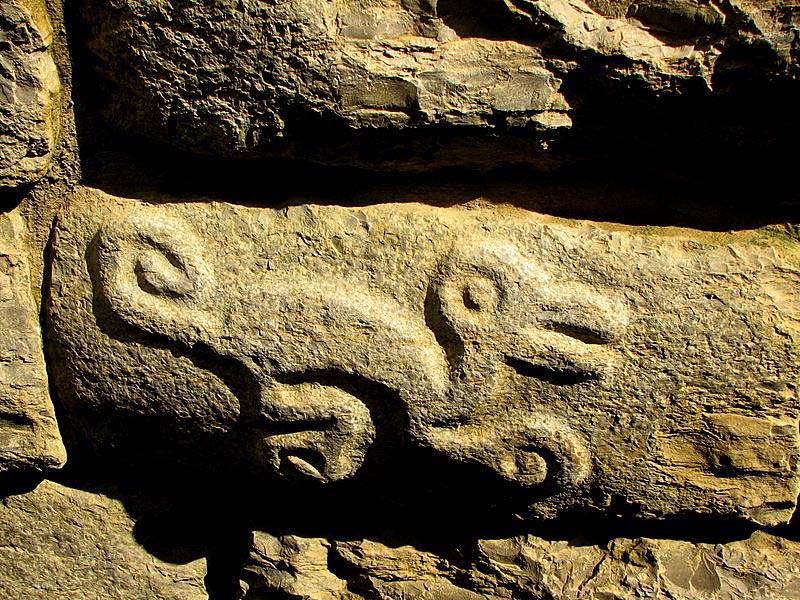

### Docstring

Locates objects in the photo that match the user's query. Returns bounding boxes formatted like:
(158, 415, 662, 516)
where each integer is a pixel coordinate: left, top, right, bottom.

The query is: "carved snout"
(422, 414, 592, 489)
(252, 382, 376, 483)
(503, 288, 628, 384)
(432, 238, 627, 384)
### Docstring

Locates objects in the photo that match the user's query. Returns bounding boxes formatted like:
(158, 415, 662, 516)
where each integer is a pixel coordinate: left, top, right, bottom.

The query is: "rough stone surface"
(0, 0, 60, 187)
(239, 530, 800, 599)
(77, 0, 799, 170)
(47, 188, 800, 526)
(0, 211, 64, 474)
(0, 479, 207, 599)
(0, 0, 795, 597)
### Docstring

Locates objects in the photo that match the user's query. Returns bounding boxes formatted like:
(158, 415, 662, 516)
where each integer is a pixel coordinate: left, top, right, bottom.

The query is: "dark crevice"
(626, 0, 726, 41)
(504, 356, 600, 386)
(259, 417, 336, 436)
(273, 369, 411, 451)
(0, 471, 46, 500)
(64, 131, 800, 231)
(205, 529, 252, 600)
(326, 544, 378, 598)
(0, 413, 34, 428)
(437, 0, 549, 45)
(0, 183, 32, 209)
(191, 341, 263, 417)
(240, 589, 296, 600)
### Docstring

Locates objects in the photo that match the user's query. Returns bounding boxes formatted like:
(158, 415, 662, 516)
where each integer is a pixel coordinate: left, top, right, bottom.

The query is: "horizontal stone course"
(47, 188, 800, 526)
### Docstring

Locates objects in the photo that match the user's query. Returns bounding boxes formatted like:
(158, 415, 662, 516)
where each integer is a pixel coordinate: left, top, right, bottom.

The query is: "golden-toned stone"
(47, 188, 800, 525)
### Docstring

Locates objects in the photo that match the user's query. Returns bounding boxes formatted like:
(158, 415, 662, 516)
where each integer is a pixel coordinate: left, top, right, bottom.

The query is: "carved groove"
(504, 355, 601, 386)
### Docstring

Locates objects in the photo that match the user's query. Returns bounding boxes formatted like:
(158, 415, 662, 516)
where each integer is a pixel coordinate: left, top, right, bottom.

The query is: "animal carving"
(92, 213, 626, 492)
(418, 239, 628, 488)
(45, 197, 800, 525)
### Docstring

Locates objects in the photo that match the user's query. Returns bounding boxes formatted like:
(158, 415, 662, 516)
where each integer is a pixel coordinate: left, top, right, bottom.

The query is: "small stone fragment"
(239, 533, 350, 599)
(473, 532, 800, 599)
(0, 211, 64, 474)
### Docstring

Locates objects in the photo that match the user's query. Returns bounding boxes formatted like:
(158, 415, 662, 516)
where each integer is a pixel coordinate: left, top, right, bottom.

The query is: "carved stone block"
(0, 480, 207, 599)
(47, 188, 800, 525)
(0, 0, 61, 188)
(0, 211, 64, 474)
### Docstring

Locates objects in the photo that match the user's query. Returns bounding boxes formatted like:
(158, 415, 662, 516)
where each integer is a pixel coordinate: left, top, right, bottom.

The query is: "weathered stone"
(0, 211, 64, 474)
(0, 0, 61, 187)
(240, 530, 800, 599)
(239, 534, 352, 600)
(47, 188, 800, 525)
(0, 0, 794, 596)
(0, 479, 207, 599)
(78, 0, 798, 170)
(591, 0, 799, 61)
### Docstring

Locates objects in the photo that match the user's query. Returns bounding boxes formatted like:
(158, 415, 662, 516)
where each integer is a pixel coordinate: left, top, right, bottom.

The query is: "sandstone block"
(47, 188, 800, 525)
(0, 211, 64, 474)
(0, 0, 60, 187)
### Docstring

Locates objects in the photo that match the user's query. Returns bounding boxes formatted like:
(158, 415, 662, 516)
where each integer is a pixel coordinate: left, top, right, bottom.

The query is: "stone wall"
(1, 0, 799, 598)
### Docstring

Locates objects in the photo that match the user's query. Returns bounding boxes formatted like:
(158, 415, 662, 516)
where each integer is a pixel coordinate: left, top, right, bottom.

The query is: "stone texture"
(0, 0, 795, 596)
(47, 188, 800, 526)
(0, 479, 207, 599)
(77, 0, 799, 170)
(591, 0, 799, 62)
(239, 530, 800, 599)
(0, 0, 61, 187)
(0, 211, 64, 474)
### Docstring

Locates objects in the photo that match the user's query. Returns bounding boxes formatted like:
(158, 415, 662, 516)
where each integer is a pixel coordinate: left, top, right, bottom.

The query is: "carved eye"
(134, 245, 198, 298)
(436, 271, 505, 333)
(433, 240, 526, 329)
(461, 276, 500, 313)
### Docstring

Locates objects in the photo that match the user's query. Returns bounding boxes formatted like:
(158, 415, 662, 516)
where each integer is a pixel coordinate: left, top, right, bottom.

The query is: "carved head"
(419, 238, 628, 491)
